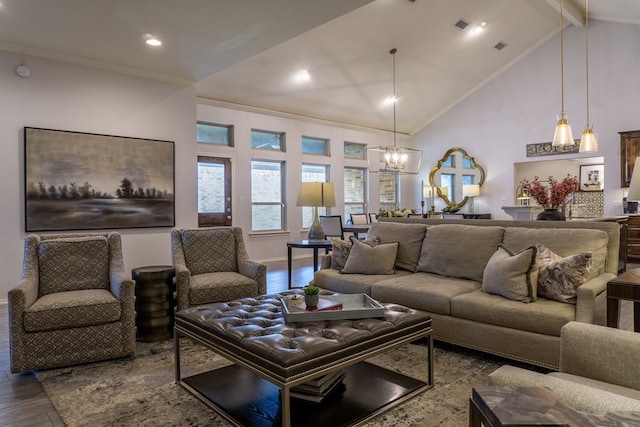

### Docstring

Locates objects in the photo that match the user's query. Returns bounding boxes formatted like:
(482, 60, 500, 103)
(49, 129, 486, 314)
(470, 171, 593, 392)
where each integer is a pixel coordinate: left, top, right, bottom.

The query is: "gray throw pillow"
(482, 244, 538, 303)
(329, 236, 380, 270)
(341, 237, 398, 275)
(535, 243, 592, 304)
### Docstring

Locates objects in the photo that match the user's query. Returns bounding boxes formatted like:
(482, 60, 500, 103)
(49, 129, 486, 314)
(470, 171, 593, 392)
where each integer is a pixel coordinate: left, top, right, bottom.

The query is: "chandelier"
(579, 0, 598, 153)
(368, 49, 422, 175)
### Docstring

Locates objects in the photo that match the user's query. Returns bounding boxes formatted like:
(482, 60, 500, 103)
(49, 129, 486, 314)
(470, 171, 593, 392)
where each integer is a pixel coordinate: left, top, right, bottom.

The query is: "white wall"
(410, 20, 640, 219)
(0, 51, 197, 301)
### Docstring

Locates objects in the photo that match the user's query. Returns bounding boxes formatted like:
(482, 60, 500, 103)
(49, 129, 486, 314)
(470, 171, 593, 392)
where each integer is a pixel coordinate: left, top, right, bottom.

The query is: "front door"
(197, 156, 232, 227)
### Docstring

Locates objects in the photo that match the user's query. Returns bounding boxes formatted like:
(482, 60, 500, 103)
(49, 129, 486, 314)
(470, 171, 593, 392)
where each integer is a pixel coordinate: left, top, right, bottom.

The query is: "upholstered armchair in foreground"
(8, 232, 135, 373)
(171, 227, 267, 310)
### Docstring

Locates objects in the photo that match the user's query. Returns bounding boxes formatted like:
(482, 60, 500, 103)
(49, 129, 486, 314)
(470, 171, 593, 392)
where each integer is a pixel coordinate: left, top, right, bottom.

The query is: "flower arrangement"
(519, 175, 579, 209)
(375, 208, 417, 219)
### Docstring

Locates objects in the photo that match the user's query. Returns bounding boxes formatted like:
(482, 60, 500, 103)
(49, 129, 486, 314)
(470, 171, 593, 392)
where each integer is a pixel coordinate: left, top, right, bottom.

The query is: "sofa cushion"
(549, 372, 640, 402)
(329, 236, 381, 270)
(482, 245, 538, 303)
(503, 227, 608, 279)
(451, 289, 575, 336)
(181, 228, 238, 275)
(313, 268, 413, 295)
(416, 224, 505, 281)
(536, 244, 592, 303)
(38, 236, 110, 296)
(370, 272, 480, 315)
(367, 222, 427, 271)
(24, 289, 121, 332)
(341, 238, 398, 275)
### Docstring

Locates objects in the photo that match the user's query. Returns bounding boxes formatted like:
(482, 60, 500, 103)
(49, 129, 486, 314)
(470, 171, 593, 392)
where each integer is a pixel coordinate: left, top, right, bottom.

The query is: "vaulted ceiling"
(1, 0, 639, 134)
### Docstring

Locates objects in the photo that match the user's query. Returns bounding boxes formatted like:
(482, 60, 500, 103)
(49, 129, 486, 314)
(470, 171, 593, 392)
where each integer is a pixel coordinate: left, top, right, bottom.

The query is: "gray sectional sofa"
(312, 218, 620, 369)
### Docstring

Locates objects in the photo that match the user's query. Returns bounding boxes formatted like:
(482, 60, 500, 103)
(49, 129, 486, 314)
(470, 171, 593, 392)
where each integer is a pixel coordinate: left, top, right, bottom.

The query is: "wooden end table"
(132, 265, 176, 342)
(286, 240, 331, 289)
(607, 268, 640, 332)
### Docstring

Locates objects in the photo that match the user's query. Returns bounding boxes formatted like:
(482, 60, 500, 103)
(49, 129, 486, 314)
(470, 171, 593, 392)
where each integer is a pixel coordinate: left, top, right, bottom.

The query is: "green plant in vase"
(304, 285, 320, 308)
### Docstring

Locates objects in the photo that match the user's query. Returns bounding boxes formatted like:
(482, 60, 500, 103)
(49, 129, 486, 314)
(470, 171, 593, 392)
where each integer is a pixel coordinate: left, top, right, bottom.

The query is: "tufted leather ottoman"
(175, 290, 433, 427)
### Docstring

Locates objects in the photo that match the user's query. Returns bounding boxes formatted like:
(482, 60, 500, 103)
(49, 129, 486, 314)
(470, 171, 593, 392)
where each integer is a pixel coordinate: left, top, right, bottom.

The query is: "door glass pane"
(198, 162, 225, 213)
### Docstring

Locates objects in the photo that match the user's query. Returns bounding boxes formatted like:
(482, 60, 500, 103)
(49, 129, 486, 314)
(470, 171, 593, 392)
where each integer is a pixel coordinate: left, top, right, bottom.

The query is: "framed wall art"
(525, 140, 580, 157)
(579, 163, 604, 191)
(24, 127, 175, 231)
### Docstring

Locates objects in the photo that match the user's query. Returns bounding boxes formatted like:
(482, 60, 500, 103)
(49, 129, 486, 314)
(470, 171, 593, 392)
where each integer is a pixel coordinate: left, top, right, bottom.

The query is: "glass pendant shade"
(579, 127, 598, 152)
(552, 116, 574, 146)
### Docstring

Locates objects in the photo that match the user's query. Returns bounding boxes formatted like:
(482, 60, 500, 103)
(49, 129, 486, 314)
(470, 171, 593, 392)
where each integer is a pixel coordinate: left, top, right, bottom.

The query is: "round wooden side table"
(132, 265, 176, 342)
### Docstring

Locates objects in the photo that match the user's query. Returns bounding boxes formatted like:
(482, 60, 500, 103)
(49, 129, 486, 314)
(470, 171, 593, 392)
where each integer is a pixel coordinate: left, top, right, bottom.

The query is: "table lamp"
(463, 184, 480, 214)
(296, 182, 336, 240)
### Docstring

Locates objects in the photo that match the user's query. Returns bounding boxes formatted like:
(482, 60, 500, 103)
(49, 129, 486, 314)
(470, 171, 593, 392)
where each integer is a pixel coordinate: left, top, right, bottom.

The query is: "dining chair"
(368, 213, 378, 223)
(350, 213, 369, 225)
(319, 215, 344, 239)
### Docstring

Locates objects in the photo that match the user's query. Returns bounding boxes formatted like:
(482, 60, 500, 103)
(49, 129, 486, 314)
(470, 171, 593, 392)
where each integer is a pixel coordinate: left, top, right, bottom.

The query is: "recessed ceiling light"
(471, 22, 487, 34)
(296, 70, 311, 82)
(143, 34, 162, 47)
(383, 95, 397, 106)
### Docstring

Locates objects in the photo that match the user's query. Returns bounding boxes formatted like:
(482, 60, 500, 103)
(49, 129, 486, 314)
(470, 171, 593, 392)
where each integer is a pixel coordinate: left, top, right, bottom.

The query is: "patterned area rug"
(36, 338, 507, 426)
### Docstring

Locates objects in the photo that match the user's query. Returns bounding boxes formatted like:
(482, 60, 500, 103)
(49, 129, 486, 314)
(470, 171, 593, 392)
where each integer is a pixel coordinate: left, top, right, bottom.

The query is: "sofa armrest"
(174, 264, 191, 311)
(560, 321, 640, 391)
(320, 254, 332, 270)
(8, 278, 38, 373)
(238, 259, 267, 295)
(574, 273, 614, 324)
(488, 365, 640, 412)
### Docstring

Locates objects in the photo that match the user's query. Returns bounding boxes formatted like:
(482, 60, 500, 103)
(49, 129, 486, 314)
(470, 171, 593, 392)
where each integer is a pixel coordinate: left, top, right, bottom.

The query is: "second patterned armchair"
(171, 227, 267, 310)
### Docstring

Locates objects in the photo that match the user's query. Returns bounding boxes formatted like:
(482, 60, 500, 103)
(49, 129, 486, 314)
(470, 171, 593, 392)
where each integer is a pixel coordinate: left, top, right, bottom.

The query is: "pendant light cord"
(391, 48, 397, 148)
(585, 0, 590, 128)
(560, 0, 565, 117)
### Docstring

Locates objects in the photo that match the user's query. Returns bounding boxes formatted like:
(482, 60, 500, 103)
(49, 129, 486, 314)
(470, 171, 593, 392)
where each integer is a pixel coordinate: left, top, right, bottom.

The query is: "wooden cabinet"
(620, 130, 640, 187)
(626, 215, 640, 263)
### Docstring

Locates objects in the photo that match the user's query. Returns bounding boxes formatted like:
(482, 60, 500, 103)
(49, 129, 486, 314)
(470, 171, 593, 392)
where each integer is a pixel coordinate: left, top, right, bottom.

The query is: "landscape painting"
(24, 127, 175, 232)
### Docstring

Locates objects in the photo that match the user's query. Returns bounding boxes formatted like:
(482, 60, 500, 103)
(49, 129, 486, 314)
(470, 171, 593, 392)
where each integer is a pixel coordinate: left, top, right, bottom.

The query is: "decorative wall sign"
(24, 127, 175, 231)
(526, 141, 580, 157)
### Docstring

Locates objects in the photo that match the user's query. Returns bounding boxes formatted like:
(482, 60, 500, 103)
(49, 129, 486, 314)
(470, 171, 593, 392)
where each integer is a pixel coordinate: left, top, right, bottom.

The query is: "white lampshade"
(579, 128, 599, 153)
(463, 184, 480, 198)
(627, 158, 640, 201)
(552, 117, 574, 146)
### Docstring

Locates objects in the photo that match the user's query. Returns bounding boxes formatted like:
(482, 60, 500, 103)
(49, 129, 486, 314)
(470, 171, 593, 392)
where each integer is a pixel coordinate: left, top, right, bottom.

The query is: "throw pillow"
(341, 237, 398, 275)
(535, 243, 592, 304)
(481, 244, 538, 303)
(329, 236, 380, 270)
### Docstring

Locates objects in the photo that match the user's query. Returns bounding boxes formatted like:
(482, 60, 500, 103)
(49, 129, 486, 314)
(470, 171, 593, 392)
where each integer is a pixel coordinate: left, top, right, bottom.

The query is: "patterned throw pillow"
(535, 243, 592, 304)
(481, 244, 538, 303)
(329, 236, 380, 270)
(340, 237, 398, 275)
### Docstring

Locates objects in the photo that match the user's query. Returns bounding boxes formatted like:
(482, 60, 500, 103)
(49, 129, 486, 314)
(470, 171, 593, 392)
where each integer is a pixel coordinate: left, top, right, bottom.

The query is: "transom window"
(196, 121, 234, 146)
(344, 141, 367, 159)
(302, 136, 329, 156)
(251, 129, 285, 151)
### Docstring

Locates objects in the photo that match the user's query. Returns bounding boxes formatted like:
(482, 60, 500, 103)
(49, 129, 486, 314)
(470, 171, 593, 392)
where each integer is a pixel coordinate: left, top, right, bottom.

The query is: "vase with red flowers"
(519, 175, 579, 221)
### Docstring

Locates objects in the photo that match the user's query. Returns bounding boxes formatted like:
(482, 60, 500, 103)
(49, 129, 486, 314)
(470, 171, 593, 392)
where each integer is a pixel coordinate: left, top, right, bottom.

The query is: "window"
(302, 136, 329, 156)
(301, 164, 329, 228)
(251, 129, 285, 151)
(344, 141, 367, 159)
(344, 167, 366, 217)
(196, 121, 234, 146)
(379, 172, 398, 211)
(251, 160, 285, 231)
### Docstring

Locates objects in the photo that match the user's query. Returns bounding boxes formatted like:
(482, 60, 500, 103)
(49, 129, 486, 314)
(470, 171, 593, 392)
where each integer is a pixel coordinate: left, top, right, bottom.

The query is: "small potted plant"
(304, 285, 320, 308)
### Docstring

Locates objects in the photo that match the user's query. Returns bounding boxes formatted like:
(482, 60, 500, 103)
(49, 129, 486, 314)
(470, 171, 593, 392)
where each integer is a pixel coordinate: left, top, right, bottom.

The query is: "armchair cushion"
(24, 289, 121, 332)
(38, 236, 109, 296)
(189, 272, 258, 305)
(181, 229, 238, 275)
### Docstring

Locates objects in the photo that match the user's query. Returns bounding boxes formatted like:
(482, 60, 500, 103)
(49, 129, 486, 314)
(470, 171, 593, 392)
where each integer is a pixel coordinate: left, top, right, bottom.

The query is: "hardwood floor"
(0, 257, 634, 426)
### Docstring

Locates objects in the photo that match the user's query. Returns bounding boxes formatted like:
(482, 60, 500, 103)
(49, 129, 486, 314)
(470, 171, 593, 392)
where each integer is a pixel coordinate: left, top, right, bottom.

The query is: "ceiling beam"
(546, 0, 585, 27)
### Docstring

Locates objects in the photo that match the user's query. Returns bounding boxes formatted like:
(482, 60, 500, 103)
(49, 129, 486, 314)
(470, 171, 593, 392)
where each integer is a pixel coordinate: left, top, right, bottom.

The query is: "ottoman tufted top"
(175, 290, 432, 381)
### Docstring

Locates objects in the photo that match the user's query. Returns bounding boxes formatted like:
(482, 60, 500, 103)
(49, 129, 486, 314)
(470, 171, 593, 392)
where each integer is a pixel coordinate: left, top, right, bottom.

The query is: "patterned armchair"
(8, 232, 135, 373)
(171, 227, 267, 311)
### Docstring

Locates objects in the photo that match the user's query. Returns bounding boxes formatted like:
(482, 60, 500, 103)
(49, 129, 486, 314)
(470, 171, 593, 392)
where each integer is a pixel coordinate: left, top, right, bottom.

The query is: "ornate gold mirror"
(429, 147, 485, 211)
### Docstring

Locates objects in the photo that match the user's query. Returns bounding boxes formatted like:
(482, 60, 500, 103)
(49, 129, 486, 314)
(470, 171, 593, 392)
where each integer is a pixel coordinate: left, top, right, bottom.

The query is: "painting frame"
(579, 164, 604, 191)
(24, 127, 175, 232)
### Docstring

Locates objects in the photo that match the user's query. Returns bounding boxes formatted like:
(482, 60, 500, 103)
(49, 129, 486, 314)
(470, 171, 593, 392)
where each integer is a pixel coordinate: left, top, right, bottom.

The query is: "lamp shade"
(296, 182, 336, 207)
(462, 184, 480, 198)
(627, 158, 640, 201)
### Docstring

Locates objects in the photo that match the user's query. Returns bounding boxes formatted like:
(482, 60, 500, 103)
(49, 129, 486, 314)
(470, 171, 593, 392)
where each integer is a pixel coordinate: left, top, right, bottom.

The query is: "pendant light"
(552, 0, 575, 147)
(368, 49, 422, 175)
(579, 0, 598, 153)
